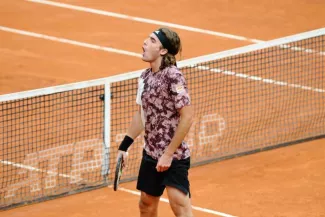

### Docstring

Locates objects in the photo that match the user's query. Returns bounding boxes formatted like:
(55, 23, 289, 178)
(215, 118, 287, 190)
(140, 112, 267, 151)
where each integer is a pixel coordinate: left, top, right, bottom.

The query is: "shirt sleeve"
(136, 77, 145, 105)
(169, 70, 191, 110)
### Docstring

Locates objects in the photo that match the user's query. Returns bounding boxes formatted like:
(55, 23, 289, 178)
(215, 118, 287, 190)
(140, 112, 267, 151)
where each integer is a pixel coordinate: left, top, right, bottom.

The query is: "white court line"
(191, 65, 325, 93)
(0, 159, 73, 179)
(0, 26, 142, 58)
(0, 159, 237, 217)
(25, 0, 325, 57)
(112, 187, 238, 217)
(26, 0, 263, 43)
(0, 158, 89, 197)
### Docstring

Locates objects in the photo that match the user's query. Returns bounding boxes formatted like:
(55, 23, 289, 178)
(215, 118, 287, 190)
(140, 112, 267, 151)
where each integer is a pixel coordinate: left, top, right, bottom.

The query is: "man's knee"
(169, 202, 188, 217)
(139, 192, 159, 214)
(138, 198, 153, 212)
(169, 201, 193, 217)
(167, 187, 193, 217)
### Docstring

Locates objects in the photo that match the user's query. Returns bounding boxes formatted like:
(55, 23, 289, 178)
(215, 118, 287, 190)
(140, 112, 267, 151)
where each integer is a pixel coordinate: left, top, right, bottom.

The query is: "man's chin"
(141, 56, 150, 62)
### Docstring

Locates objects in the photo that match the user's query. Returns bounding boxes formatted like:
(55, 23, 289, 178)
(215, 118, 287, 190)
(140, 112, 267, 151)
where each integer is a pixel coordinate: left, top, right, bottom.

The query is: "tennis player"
(117, 27, 194, 217)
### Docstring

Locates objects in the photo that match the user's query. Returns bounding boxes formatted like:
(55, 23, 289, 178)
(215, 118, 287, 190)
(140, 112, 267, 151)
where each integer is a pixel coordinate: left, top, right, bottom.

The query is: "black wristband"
(118, 135, 134, 151)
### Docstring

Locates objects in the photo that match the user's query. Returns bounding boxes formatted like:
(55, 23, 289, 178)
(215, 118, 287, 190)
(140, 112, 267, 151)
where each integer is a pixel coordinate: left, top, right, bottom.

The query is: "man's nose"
(143, 38, 148, 45)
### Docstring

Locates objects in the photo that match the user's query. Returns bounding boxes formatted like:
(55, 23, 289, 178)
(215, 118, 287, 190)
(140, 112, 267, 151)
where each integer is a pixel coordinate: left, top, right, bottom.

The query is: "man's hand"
(117, 150, 129, 169)
(156, 153, 173, 172)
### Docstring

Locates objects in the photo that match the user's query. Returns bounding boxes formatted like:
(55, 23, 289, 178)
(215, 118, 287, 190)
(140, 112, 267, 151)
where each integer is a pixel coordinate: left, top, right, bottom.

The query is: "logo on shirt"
(175, 85, 185, 94)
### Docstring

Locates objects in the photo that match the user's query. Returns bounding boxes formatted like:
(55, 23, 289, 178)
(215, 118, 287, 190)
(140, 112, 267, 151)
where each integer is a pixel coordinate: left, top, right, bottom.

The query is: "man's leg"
(166, 186, 193, 217)
(139, 191, 160, 217)
(137, 151, 165, 217)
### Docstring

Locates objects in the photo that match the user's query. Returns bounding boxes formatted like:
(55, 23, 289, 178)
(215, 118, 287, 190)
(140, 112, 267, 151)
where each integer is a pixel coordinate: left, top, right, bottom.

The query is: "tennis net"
(0, 28, 324, 209)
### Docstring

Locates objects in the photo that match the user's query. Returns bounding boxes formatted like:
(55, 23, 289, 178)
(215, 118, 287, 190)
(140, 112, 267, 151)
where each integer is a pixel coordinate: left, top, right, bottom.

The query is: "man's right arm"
(126, 105, 144, 140)
(117, 75, 145, 164)
(117, 106, 144, 165)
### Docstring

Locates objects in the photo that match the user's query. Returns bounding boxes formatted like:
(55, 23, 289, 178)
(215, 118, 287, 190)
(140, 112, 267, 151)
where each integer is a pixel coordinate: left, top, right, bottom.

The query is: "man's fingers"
(116, 152, 122, 161)
(156, 164, 169, 172)
(155, 164, 159, 171)
(122, 152, 128, 168)
(116, 151, 129, 168)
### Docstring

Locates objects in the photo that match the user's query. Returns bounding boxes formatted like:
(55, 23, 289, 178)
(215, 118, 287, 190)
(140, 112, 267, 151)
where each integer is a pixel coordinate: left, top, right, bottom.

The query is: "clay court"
(0, 0, 325, 216)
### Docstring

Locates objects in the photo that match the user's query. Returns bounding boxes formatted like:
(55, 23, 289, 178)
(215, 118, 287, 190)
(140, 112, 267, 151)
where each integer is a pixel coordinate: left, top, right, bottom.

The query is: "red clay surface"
(1, 0, 325, 216)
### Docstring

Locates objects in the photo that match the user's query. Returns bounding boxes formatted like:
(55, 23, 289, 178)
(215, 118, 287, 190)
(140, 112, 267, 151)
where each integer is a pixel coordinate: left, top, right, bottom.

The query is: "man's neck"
(150, 58, 162, 73)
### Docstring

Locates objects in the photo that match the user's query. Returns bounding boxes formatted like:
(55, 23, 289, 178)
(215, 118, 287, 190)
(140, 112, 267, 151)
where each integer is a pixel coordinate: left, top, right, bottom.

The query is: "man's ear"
(160, 48, 168, 56)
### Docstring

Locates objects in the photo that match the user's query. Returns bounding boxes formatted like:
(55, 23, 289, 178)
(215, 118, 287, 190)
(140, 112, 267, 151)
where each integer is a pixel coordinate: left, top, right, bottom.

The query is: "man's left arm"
(156, 105, 194, 172)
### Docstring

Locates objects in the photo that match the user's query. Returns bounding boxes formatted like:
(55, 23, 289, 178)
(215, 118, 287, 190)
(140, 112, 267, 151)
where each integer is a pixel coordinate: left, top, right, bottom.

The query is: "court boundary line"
(0, 26, 142, 58)
(0, 159, 75, 180)
(25, 0, 325, 57)
(23, 0, 325, 57)
(26, 0, 263, 43)
(0, 159, 238, 217)
(114, 186, 238, 217)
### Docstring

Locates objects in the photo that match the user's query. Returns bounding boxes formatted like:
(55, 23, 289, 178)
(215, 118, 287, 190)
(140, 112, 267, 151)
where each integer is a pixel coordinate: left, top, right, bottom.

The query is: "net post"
(101, 82, 111, 179)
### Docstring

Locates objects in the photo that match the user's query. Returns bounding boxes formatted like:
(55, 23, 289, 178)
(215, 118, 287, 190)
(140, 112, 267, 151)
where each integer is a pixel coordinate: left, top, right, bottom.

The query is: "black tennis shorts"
(136, 150, 191, 197)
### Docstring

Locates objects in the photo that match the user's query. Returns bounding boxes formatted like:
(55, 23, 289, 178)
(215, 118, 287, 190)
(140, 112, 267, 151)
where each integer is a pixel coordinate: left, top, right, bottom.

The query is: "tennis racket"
(113, 154, 124, 191)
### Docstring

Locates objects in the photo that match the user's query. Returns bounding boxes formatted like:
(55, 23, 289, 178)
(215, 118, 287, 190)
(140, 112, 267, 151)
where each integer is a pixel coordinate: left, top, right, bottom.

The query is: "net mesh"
(1, 31, 324, 209)
(0, 87, 105, 208)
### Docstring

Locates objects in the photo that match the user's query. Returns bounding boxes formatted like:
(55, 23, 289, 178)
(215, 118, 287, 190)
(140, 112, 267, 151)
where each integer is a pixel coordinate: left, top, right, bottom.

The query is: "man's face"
(142, 33, 166, 62)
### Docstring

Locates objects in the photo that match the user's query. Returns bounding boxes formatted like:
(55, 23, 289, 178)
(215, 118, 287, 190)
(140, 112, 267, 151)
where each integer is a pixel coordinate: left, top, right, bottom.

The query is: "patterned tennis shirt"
(136, 66, 191, 160)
